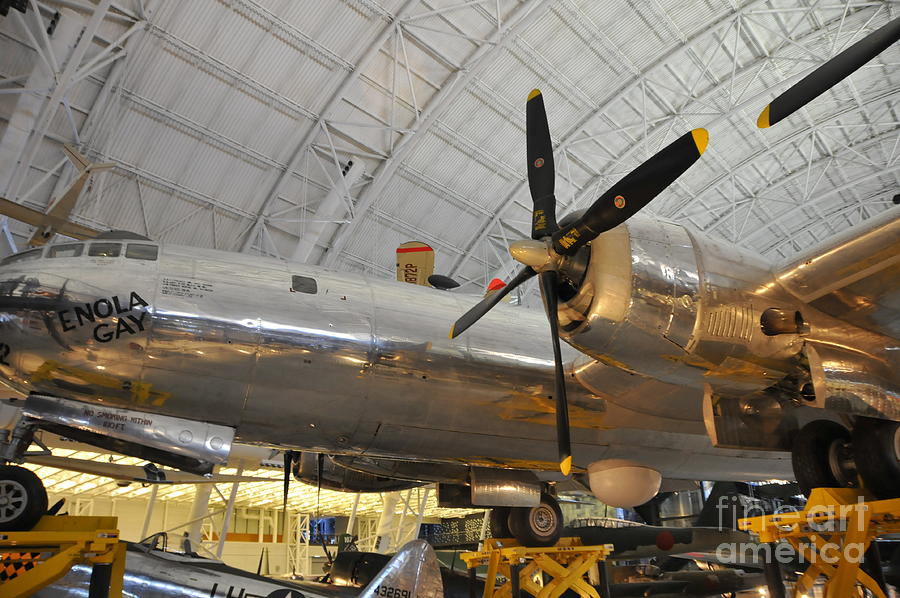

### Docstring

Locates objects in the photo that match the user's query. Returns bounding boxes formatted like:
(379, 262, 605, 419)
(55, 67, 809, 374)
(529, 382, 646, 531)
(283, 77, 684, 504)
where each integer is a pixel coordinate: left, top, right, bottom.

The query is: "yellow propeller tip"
(560, 456, 572, 476)
(757, 105, 771, 128)
(448, 326, 455, 339)
(528, 89, 542, 101)
(691, 128, 709, 155)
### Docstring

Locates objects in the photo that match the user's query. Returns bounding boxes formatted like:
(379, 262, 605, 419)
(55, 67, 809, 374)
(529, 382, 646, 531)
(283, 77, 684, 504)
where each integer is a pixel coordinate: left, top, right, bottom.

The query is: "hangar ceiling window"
(1, 248, 43, 265)
(126, 244, 158, 261)
(88, 243, 121, 258)
(291, 275, 317, 294)
(47, 243, 84, 258)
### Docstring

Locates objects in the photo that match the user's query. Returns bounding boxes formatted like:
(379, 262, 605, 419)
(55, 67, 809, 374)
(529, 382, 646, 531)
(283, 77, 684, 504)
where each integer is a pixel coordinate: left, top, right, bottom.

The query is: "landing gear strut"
(490, 493, 563, 547)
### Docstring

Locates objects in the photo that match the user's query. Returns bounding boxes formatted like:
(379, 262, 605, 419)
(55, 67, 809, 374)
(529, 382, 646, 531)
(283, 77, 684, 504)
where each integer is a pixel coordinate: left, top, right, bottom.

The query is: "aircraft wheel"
(0, 465, 48, 531)
(507, 493, 562, 547)
(852, 417, 900, 499)
(791, 420, 857, 496)
(489, 507, 512, 539)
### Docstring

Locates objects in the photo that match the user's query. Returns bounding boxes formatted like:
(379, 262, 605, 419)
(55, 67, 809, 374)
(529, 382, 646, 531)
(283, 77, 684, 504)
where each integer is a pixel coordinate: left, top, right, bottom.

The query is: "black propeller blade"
(758, 16, 900, 128)
(528, 89, 571, 474)
(538, 270, 572, 475)
(282, 450, 294, 518)
(527, 90, 558, 239)
(449, 266, 536, 339)
(551, 128, 707, 255)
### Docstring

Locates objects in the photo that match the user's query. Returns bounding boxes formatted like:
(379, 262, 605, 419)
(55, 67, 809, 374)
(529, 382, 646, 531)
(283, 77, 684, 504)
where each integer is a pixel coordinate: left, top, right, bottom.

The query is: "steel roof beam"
(323, 0, 555, 268)
(449, 1, 891, 281)
(444, 2, 764, 278)
(4, 0, 113, 199)
(239, 0, 420, 253)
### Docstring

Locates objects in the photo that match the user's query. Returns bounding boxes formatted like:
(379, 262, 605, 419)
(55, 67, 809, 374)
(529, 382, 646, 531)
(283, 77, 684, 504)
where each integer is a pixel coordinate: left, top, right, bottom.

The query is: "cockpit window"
(126, 244, 158, 261)
(47, 243, 84, 258)
(88, 242, 121, 258)
(291, 275, 317, 294)
(1, 248, 43, 266)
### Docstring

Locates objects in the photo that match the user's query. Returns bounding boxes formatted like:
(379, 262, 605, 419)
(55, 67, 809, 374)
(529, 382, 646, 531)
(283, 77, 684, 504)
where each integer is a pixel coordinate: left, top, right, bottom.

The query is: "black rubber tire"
(791, 420, 853, 496)
(0, 465, 48, 531)
(489, 507, 512, 539)
(852, 417, 900, 499)
(507, 493, 563, 547)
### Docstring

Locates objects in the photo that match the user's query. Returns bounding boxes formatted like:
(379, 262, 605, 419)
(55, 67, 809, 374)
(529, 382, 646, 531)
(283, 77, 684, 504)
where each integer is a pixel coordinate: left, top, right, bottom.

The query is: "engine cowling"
(559, 214, 805, 396)
(292, 453, 423, 492)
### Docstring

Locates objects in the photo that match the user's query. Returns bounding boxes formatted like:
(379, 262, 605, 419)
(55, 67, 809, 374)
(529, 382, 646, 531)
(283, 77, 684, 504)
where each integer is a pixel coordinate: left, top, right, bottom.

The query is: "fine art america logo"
(714, 494, 872, 565)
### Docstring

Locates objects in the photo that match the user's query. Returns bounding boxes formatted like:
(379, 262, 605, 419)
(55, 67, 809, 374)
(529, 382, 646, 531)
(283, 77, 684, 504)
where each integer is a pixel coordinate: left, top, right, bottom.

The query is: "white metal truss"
(374, 486, 432, 553)
(287, 511, 312, 577)
(322, 0, 557, 272)
(355, 514, 382, 553)
(448, 0, 900, 287)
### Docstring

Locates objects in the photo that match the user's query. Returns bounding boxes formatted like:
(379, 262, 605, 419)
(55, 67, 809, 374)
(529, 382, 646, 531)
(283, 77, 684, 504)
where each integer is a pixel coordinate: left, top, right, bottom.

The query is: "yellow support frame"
(739, 488, 900, 598)
(0, 515, 123, 597)
(460, 538, 614, 598)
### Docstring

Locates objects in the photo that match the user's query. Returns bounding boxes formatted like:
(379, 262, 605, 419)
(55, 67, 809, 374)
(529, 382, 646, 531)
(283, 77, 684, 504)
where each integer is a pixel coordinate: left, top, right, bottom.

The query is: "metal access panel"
(470, 468, 541, 507)
(701, 385, 794, 451)
(22, 394, 235, 466)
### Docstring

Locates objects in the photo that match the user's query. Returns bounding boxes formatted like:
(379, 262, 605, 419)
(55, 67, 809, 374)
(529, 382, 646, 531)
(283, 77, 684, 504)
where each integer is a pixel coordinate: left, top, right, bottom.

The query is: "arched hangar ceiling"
(0, 0, 897, 293)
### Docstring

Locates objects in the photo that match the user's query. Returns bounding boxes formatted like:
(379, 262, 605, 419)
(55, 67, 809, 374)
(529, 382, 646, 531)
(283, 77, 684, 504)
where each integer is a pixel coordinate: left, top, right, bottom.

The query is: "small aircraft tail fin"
(63, 143, 115, 174)
(357, 540, 443, 598)
(62, 144, 90, 172)
(26, 146, 114, 245)
(396, 241, 435, 286)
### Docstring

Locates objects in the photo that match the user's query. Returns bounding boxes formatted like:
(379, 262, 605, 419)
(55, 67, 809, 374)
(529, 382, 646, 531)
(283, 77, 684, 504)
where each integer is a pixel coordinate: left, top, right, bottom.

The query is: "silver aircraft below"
(0, 16, 898, 546)
(35, 536, 443, 598)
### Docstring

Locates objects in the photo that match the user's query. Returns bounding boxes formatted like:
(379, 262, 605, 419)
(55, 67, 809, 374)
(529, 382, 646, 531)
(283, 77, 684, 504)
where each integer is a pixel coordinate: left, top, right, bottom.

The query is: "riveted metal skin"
(561, 213, 898, 420)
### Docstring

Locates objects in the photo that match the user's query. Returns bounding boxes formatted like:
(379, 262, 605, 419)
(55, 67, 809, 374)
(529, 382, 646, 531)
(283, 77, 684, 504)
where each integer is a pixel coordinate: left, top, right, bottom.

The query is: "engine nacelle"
(560, 214, 805, 396)
(293, 452, 423, 493)
(587, 459, 661, 507)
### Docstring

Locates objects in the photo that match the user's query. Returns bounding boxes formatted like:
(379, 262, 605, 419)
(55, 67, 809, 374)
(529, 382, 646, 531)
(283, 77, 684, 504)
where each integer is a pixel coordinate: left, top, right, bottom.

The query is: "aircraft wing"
(776, 207, 900, 339)
(0, 197, 100, 242)
(52, 219, 101, 241)
(27, 454, 273, 484)
(0, 197, 53, 229)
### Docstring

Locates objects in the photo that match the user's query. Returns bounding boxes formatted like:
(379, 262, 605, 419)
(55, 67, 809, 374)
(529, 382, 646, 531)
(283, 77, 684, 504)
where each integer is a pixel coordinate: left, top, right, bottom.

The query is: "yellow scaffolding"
(739, 487, 900, 598)
(460, 538, 614, 598)
(0, 515, 124, 598)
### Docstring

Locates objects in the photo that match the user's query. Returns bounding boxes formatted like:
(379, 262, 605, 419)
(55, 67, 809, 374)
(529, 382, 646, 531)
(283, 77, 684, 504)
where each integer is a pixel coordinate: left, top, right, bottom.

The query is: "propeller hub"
(509, 239, 556, 271)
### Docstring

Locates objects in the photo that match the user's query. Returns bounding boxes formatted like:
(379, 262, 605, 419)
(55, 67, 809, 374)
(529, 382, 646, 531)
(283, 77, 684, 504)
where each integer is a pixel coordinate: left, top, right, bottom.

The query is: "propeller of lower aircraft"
(451, 15, 900, 476)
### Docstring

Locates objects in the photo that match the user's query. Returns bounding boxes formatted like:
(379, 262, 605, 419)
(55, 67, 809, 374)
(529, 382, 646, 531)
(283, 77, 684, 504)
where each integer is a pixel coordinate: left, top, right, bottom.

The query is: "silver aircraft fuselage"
(0, 236, 791, 480)
(37, 542, 314, 598)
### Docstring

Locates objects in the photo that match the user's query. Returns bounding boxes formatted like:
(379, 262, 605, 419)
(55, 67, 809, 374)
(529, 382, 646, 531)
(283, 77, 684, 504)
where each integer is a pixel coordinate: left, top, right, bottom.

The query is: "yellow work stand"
(739, 487, 900, 598)
(0, 515, 124, 598)
(460, 537, 615, 598)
